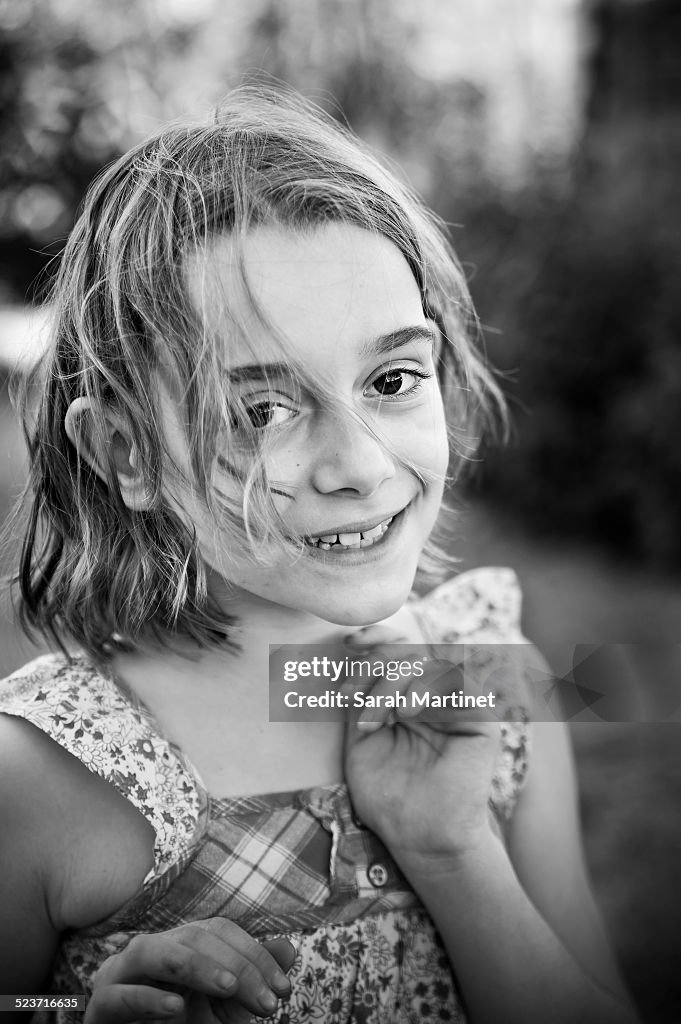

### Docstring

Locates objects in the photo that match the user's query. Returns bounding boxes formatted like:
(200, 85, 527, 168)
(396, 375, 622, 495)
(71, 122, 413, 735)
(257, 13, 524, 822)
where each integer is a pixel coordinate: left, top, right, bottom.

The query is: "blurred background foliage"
(1, 0, 679, 572)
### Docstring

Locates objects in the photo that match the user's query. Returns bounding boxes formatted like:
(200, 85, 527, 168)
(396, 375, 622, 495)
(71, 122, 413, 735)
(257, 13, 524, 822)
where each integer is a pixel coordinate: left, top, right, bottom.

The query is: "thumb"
(341, 672, 399, 737)
(341, 677, 372, 752)
(343, 623, 408, 649)
(262, 937, 297, 975)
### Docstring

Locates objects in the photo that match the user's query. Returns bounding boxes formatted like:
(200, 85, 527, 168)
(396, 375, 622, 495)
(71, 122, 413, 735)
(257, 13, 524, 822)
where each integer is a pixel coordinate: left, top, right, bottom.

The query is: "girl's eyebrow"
(226, 361, 292, 384)
(361, 324, 437, 357)
(226, 325, 436, 384)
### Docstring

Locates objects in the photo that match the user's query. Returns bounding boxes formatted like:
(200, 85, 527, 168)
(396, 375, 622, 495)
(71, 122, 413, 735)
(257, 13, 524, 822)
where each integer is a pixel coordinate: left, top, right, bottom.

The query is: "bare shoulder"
(0, 714, 63, 993)
(0, 713, 154, 988)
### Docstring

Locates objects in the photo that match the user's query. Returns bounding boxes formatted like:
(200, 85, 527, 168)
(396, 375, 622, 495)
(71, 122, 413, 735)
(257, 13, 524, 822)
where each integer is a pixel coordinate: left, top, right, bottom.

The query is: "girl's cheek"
(396, 399, 449, 470)
(261, 436, 304, 485)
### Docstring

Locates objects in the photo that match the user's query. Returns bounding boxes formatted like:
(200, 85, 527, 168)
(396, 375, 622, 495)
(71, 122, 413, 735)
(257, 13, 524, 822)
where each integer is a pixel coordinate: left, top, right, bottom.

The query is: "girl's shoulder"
(0, 655, 159, 935)
(411, 565, 524, 643)
(0, 650, 106, 699)
(0, 652, 141, 763)
(0, 652, 204, 883)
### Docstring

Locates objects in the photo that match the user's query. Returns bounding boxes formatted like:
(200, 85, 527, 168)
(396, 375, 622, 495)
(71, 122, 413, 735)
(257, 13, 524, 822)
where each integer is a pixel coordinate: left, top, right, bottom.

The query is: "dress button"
(367, 861, 389, 888)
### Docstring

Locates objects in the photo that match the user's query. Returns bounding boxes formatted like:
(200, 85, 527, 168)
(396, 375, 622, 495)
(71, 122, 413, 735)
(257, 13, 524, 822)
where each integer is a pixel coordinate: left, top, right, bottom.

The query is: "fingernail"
(258, 989, 279, 1013)
(217, 969, 237, 992)
(162, 995, 184, 1014)
(357, 718, 382, 732)
(344, 631, 366, 645)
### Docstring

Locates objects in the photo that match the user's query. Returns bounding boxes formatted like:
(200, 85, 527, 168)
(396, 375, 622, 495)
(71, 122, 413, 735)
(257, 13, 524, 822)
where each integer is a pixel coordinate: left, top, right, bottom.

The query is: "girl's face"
(177, 222, 449, 627)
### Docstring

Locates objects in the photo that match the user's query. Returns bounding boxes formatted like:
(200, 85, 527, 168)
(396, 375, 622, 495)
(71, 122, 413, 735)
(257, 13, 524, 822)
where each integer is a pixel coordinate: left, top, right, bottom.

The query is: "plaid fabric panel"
(141, 783, 420, 937)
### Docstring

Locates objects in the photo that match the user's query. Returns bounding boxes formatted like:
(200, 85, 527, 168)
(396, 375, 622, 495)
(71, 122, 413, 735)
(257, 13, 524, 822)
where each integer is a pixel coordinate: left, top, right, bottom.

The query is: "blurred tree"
(0, 0, 207, 301)
(473, 0, 681, 572)
(0, 0, 575, 303)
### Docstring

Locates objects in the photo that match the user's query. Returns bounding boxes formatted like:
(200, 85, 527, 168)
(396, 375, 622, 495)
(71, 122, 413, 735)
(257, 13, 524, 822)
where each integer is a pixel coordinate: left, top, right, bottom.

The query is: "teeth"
(362, 522, 386, 541)
(306, 514, 396, 549)
(338, 532, 361, 546)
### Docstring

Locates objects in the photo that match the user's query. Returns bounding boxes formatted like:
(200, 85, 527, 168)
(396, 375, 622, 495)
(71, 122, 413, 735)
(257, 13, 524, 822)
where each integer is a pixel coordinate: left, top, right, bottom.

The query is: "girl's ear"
(64, 396, 151, 511)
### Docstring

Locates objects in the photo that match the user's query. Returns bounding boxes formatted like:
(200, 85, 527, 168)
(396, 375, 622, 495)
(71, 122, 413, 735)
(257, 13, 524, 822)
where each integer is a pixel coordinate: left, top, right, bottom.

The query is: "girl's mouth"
(304, 511, 400, 551)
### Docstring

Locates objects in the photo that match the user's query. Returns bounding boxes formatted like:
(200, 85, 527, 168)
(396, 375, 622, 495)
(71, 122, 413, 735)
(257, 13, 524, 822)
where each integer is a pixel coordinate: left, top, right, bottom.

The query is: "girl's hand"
(85, 920, 295, 1024)
(342, 625, 518, 875)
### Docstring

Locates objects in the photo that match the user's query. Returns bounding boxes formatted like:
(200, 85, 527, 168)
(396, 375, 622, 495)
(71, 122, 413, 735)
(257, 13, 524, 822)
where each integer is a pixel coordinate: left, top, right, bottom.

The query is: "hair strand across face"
(5, 81, 507, 658)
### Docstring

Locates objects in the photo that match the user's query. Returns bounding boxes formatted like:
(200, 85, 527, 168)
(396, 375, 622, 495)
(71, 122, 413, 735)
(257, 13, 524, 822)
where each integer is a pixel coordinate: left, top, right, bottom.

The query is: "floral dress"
(0, 567, 531, 1023)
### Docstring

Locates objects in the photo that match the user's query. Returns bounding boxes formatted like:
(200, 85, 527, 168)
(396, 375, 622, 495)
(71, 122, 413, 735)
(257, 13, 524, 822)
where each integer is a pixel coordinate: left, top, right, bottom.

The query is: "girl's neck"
(108, 585, 422, 799)
(110, 593, 354, 800)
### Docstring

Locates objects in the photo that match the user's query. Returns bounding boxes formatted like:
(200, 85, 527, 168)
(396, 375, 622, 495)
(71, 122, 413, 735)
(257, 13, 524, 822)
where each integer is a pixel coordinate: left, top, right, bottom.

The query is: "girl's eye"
(244, 400, 297, 430)
(368, 366, 433, 399)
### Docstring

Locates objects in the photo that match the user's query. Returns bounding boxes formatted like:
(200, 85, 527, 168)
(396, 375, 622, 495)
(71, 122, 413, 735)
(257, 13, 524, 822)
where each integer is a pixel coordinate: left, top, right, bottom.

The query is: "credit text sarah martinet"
(283, 690, 497, 709)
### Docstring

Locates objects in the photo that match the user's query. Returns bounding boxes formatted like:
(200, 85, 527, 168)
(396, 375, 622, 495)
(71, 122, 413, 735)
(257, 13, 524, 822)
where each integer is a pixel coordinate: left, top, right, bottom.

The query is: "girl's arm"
(393, 721, 639, 1024)
(0, 715, 295, 1022)
(343, 642, 639, 1024)
(0, 717, 62, 1011)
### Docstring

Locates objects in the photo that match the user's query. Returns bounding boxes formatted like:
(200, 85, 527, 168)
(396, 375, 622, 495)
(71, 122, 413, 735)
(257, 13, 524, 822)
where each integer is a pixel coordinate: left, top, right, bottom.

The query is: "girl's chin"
(204, 560, 419, 627)
(310, 589, 410, 628)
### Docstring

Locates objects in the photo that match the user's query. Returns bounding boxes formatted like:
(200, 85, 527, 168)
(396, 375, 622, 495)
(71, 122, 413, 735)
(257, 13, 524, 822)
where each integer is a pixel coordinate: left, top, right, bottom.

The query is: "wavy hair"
(8, 82, 506, 659)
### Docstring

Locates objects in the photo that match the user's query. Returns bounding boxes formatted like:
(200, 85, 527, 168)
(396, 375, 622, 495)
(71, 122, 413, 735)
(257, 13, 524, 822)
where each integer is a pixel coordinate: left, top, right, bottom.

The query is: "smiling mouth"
(304, 512, 397, 551)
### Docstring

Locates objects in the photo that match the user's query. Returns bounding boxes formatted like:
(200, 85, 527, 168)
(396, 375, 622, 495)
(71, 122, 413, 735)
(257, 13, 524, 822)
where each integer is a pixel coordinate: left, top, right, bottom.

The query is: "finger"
(343, 682, 394, 761)
(399, 670, 501, 730)
(341, 672, 407, 733)
(262, 936, 297, 974)
(178, 923, 291, 1018)
(395, 658, 467, 720)
(99, 926, 287, 1016)
(341, 641, 434, 732)
(343, 624, 409, 648)
(85, 983, 185, 1024)
(96, 932, 239, 997)
(196, 920, 292, 996)
(403, 712, 501, 744)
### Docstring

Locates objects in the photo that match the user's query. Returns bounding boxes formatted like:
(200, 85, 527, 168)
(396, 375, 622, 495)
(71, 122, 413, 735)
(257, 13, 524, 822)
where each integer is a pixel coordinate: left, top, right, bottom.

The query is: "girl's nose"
(310, 413, 396, 496)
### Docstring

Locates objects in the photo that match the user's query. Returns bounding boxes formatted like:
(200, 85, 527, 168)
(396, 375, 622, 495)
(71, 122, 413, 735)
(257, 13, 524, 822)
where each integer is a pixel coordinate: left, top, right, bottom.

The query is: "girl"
(0, 85, 638, 1024)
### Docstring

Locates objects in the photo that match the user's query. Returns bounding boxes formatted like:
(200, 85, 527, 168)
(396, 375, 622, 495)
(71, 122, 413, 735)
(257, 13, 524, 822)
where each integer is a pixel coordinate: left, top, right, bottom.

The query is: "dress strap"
(0, 653, 204, 883)
(413, 566, 524, 643)
(412, 568, 532, 820)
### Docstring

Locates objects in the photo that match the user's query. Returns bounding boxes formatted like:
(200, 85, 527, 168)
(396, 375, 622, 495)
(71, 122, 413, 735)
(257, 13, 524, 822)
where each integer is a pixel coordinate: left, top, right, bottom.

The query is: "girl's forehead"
(183, 223, 425, 367)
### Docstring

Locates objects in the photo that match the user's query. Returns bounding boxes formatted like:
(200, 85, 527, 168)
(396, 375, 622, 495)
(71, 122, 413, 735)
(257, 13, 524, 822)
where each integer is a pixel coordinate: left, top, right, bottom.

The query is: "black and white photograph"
(1, 1, 679, 1022)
